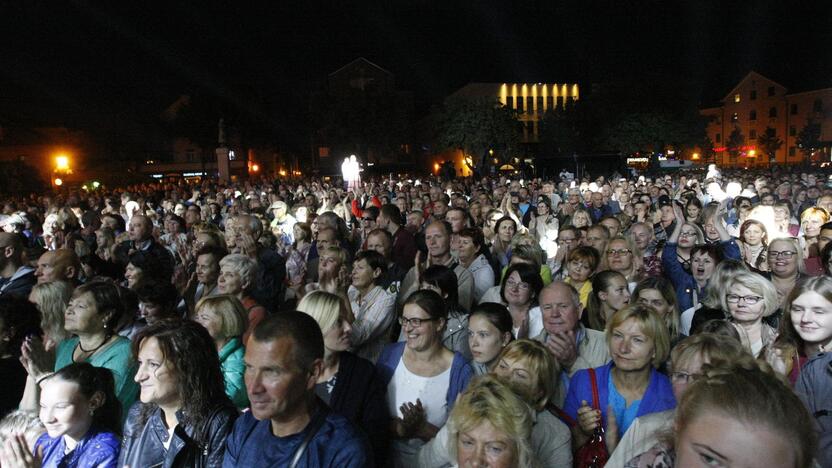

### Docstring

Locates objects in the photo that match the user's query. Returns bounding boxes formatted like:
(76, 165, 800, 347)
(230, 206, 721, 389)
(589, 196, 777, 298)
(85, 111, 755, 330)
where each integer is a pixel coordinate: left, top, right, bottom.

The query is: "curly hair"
(131, 319, 231, 440)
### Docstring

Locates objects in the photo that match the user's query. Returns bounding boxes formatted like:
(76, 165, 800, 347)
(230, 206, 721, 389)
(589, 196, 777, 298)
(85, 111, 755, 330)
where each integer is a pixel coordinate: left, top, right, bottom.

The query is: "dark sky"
(1, 1, 830, 138)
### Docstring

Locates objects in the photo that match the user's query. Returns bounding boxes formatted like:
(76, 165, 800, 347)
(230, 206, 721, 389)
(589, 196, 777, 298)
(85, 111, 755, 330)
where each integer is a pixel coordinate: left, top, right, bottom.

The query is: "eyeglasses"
(726, 294, 763, 305)
(767, 250, 797, 258)
(670, 371, 701, 383)
(679, 231, 697, 238)
(505, 280, 530, 291)
(398, 316, 437, 328)
(606, 248, 632, 256)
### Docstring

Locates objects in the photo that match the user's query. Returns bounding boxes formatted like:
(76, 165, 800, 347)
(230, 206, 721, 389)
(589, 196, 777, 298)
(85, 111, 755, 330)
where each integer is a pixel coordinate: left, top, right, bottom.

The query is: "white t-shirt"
(387, 356, 453, 467)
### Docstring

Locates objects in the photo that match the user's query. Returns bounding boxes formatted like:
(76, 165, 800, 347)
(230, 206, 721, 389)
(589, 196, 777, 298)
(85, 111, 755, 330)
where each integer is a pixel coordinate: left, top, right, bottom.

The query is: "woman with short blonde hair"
(447, 375, 536, 468)
(721, 270, 779, 357)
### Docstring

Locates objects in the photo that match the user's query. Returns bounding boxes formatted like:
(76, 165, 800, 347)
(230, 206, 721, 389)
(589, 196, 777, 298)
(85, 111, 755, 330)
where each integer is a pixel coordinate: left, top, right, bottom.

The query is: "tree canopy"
(436, 97, 520, 169)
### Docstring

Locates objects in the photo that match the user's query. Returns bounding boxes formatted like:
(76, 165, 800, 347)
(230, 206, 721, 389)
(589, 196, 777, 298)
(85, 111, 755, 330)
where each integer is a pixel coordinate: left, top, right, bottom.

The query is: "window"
(556, 96, 564, 108)
(790, 103, 798, 115)
(789, 126, 796, 137)
(789, 146, 796, 157)
(546, 96, 554, 109)
(527, 96, 534, 112)
(768, 86, 775, 97)
(319, 146, 330, 158)
(734, 93, 741, 103)
(715, 133, 722, 143)
(769, 107, 778, 118)
(749, 110, 757, 121)
(731, 112, 739, 122)
(186, 150, 195, 162)
(814, 99, 823, 113)
(749, 129, 757, 140)
(517, 96, 524, 111)
(537, 96, 544, 109)
(750, 90, 757, 100)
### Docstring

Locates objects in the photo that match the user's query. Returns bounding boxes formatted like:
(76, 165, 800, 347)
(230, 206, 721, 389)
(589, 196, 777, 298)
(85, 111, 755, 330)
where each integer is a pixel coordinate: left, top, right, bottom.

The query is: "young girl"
(585, 270, 630, 331)
(563, 246, 600, 308)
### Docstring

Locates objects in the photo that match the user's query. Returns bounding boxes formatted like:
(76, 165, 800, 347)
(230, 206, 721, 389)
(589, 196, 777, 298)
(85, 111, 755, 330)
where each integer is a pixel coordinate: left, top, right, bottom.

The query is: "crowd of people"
(0, 162, 829, 467)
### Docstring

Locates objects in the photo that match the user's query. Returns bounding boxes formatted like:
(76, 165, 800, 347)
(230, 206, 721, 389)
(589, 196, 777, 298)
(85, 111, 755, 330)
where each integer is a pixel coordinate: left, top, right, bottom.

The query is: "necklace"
(74, 335, 112, 361)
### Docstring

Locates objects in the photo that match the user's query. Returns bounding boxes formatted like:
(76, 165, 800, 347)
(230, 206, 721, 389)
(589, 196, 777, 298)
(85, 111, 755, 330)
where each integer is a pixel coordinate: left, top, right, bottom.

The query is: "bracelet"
(36, 372, 54, 386)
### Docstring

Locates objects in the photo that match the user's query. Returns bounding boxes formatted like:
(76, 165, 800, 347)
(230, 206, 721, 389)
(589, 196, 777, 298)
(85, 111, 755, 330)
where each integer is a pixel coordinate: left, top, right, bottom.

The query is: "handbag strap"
(289, 409, 328, 468)
(588, 367, 600, 411)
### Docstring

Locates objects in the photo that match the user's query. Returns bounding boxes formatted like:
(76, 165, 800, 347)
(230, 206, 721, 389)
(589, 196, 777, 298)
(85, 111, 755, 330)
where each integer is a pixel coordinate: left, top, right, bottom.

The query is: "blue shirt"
(222, 408, 370, 468)
(607, 375, 642, 437)
(563, 363, 676, 438)
(36, 429, 120, 468)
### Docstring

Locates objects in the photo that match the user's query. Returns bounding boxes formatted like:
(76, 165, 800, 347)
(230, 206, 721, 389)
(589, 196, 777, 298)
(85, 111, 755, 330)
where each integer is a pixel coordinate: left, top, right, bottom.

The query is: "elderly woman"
(0, 363, 122, 468)
(193, 294, 249, 408)
(419, 340, 572, 467)
(564, 304, 675, 450)
(217, 253, 265, 343)
(800, 206, 829, 261)
(446, 375, 536, 468)
(491, 217, 517, 268)
(629, 359, 816, 467)
(606, 333, 747, 465)
(120, 319, 237, 467)
(377, 290, 472, 467)
(722, 270, 779, 357)
(467, 303, 514, 375)
(766, 237, 809, 306)
(297, 290, 388, 464)
(19, 281, 139, 417)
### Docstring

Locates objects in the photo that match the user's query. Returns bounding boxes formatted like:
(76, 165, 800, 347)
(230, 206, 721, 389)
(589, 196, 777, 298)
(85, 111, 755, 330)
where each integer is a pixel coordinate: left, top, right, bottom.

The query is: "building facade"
(701, 71, 832, 167)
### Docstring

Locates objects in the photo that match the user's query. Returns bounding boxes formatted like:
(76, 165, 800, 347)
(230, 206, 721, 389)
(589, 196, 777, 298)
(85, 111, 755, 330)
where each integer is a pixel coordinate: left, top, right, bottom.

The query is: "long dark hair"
(49, 362, 122, 436)
(422, 265, 461, 311)
(131, 318, 231, 438)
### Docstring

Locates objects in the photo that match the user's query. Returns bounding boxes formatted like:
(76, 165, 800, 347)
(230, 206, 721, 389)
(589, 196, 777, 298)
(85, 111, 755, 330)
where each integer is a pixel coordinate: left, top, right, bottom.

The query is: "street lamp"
(55, 154, 70, 170)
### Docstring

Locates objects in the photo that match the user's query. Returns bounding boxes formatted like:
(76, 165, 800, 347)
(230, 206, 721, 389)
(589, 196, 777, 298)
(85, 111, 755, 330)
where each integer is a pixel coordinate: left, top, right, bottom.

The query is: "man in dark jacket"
(0, 232, 35, 298)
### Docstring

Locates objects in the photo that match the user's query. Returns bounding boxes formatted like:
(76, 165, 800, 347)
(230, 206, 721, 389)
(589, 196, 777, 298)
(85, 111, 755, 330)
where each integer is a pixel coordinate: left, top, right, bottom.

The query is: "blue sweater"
(662, 240, 740, 312)
(376, 342, 473, 413)
(563, 363, 676, 437)
(222, 407, 370, 468)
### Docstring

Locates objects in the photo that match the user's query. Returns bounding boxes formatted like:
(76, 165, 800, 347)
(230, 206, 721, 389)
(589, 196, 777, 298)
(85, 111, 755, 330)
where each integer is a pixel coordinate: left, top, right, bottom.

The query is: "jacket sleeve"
(661, 243, 688, 288)
(446, 356, 473, 412)
(416, 423, 453, 468)
(563, 369, 587, 422)
(223, 351, 249, 408)
(205, 408, 238, 468)
(721, 239, 741, 260)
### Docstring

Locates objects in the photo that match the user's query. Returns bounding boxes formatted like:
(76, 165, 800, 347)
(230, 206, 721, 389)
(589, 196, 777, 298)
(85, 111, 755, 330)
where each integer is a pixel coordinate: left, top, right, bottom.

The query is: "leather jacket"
(119, 403, 238, 468)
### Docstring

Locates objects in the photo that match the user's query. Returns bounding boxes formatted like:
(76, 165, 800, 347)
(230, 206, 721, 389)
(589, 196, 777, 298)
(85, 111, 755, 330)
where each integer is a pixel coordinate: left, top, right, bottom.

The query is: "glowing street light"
(55, 154, 70, 170)
(54, 178, 63, 186)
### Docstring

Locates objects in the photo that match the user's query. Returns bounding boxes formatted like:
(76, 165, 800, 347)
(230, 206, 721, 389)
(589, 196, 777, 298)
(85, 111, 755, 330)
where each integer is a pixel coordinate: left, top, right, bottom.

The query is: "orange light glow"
(54, 178, 63, 186)
(251, 164, 259, 172)
(55, 155, 69, 170)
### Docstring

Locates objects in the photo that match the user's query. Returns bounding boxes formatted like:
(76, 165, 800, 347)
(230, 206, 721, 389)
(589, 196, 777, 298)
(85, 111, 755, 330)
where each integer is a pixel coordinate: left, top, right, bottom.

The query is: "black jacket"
(119, 403, 237, 468)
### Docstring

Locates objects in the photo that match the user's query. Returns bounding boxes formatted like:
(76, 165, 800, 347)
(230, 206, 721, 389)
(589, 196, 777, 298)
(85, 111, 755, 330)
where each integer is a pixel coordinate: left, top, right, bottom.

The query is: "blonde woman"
(447, 375, 537, 468)
(722, 270, 779, 357)
(296, 290, 388, 463)
(193, 294, 249, 408)
(28, 281, 73, 349)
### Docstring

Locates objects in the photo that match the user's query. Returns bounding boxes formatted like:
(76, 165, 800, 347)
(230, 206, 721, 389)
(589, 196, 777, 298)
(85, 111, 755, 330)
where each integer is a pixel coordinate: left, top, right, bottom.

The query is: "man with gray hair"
(534, 281, 610, 405)
(232, 214, 286, 311)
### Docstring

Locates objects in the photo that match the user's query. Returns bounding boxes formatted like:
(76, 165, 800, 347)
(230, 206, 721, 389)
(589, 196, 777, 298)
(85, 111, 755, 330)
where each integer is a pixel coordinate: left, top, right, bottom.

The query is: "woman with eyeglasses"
(604, 235, 644, 288)
(377, 290, 472, 467)
(664, 200, 739, 312)
(765, 237, 808, 306)
(499, 263, 544, 340)
(606, 333, 747, 466)
(723, 271, 779, 358)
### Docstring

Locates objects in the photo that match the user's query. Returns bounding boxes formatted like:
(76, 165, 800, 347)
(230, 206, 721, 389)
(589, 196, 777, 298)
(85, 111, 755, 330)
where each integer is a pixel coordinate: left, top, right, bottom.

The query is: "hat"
(657, 195, 673, 207)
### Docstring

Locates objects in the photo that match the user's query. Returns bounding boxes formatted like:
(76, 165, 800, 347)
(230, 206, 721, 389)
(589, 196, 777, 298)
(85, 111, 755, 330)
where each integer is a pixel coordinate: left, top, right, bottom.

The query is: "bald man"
(0, 233, 36, 298)
(35, 249, 81, 284)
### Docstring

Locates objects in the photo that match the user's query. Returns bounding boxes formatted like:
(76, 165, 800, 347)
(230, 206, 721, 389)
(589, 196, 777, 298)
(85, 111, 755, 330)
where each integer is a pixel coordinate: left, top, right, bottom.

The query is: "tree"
(756, 127, 783, 163)
(601, 112, 704, 166)
(436, 97, 520, 170)
(797, 120, 822, 161)
(727, 127, 745, 163)
(538, 107, 582, 158)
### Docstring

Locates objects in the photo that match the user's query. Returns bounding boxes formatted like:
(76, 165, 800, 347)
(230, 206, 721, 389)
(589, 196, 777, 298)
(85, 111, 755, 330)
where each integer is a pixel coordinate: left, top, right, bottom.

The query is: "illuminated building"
(428, 82, 579, 176)
(701, 71, 832, 167)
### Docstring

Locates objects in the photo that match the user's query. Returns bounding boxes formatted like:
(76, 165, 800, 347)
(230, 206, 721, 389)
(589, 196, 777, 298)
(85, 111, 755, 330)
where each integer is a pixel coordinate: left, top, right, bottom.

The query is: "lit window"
(734, 94, 741, 103)
(732, 113, 738, 122)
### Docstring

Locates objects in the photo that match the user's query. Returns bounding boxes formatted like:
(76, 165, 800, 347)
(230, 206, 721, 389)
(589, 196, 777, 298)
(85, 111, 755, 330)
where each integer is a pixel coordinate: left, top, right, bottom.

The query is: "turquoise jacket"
(219, 338, 249, 408)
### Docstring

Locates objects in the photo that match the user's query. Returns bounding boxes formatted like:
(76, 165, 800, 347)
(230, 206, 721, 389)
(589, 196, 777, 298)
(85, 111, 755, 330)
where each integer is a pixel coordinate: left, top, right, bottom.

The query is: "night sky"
(1, 1, 830, 147)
